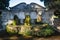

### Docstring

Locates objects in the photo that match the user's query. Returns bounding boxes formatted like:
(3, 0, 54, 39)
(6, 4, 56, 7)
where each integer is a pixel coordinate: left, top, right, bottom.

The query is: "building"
(0, 2, 56, 30)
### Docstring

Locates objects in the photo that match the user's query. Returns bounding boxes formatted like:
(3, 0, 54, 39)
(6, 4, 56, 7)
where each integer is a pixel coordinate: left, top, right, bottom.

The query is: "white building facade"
(0, 2, 55, 30)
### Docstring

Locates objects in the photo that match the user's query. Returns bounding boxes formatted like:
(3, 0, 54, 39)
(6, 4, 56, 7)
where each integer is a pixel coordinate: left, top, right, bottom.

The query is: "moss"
(6, 25, 17, 34)
(12, 20, 16, 26)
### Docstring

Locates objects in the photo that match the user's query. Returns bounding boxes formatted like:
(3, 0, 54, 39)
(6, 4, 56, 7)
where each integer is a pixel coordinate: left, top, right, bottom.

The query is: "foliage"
(19, 26, 32, 36)
(6, 22, 56, 37)
(0, 0, 10, 9)
(31, 24, 55, 37)
(40, 0, 60, 17)
(31, 26, 41, 36)
(23, 30, 32, 36)
(12, 20, 16, 26)
(40, 0, 60, 9)
(40, 25, 55, 37)
(32, 30, 41, 36)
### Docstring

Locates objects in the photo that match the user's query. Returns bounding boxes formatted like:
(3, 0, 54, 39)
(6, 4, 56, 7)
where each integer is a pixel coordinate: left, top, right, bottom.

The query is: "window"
(18, 12, 25, 19)
(30, 12, 37, 19)
(2, 12, 7, 21)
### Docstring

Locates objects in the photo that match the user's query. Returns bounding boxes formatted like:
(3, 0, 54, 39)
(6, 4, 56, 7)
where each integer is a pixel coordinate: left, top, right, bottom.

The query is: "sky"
(9, 0, 44, 7)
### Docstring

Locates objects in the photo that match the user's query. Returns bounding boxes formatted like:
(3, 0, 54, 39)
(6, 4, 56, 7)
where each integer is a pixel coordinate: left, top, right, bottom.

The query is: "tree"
(0, 0, 10, 29)
(0, 0, 10, 10)
(40, 0, 60, 9)
(40, 0, 60, 17)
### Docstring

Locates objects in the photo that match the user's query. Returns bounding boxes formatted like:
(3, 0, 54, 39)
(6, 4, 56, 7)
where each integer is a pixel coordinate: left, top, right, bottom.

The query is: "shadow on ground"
(0, 30, 33, 40)
(0, 30, 60, 40)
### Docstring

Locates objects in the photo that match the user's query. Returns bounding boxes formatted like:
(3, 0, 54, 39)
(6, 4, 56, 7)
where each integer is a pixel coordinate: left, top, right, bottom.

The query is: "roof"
(11, 2, 45, 9)
(30, 2, 45, 9)
(11, 2, 26, 9)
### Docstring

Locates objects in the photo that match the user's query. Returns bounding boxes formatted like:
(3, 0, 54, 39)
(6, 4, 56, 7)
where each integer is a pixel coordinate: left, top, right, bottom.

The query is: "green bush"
(31, 26, 41, 36)
(12, 20, 16, 26)
(31, 30, 41, 36)
(31, 25, 55, 37)
(40, 25, 55, 37)
(23, 30, 32, 36)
